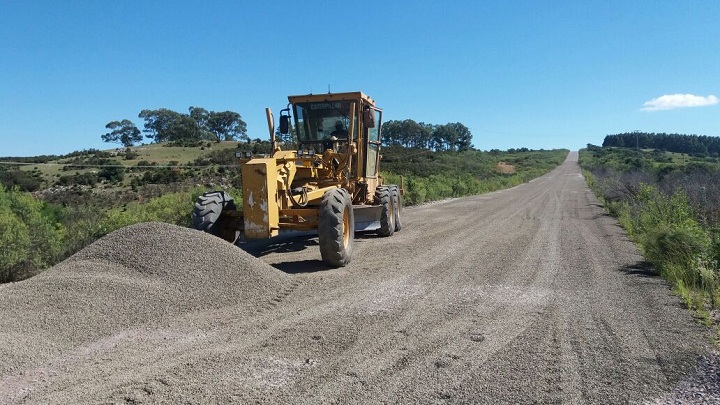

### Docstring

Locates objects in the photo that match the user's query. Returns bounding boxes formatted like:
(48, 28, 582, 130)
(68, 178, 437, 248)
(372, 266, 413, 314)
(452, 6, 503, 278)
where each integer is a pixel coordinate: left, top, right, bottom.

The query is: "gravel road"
(1, 151, 716, 403)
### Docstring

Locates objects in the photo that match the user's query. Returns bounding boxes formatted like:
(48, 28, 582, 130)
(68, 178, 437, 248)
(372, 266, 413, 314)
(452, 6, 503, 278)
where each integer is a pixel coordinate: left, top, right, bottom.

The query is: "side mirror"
(279, 115, 290, 134)
(363, 107, 375, 128)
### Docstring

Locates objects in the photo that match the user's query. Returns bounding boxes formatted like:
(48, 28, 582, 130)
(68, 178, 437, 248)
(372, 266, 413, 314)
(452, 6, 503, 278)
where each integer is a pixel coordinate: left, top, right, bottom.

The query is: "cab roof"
(287, 91, 375, 107)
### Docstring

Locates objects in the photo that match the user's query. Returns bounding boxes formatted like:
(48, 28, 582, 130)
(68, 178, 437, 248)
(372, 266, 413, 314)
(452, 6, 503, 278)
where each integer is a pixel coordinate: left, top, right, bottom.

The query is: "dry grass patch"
(495, 162, 516, 174)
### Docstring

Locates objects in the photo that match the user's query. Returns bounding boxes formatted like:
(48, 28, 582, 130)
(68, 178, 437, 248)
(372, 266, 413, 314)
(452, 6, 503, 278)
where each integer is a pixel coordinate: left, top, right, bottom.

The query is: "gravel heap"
(0, 222, 289, 374)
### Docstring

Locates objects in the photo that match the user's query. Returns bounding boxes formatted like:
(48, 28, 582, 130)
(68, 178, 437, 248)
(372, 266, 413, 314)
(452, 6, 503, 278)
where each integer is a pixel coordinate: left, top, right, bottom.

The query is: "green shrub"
(0, 209, 30, 282)
(138, 167, 184, 184)
(0, 186, 64, 282)
(0, 169, 42, 192)
(630, 186, 709, 267)
(380, 149, 566, 206)
(580, 148, 720, 311)
(98, 164, 125, 183)
(644, 225, 707, 269)
(59, 208, 106, 257)
(711, 228, 720, 266)
(96, 187, 242, 238)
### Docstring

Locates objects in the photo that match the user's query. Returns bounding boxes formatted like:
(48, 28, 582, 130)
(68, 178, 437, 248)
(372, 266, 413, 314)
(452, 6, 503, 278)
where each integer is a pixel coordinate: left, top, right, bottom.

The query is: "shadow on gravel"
(235, 231, 385, 274)
(236, 235, 336, 274)
(238, 235, 318, 257)
(354, 231, 385, 240)
(619, 261, 659, 278)
(591, 212, 613, 220)
(271, 260, 333, 274)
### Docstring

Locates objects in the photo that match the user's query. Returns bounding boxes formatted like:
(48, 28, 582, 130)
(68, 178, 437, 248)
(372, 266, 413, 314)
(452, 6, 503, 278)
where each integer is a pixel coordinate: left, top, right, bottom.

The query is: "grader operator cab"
(192, 92, 402, 267)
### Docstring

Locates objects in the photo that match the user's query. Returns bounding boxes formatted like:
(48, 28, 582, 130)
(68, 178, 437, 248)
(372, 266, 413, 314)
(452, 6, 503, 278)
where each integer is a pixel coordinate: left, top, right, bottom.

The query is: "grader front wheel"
(318, 188, 354, 267)
(192, 191, 239, 243)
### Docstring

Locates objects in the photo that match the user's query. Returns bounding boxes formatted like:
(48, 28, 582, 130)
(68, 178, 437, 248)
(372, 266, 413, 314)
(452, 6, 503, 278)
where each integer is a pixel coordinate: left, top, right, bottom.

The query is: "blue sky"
(1, 0, 718, 156)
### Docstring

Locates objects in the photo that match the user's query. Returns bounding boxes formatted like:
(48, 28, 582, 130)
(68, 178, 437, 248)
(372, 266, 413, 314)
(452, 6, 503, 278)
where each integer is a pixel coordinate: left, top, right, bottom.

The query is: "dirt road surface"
(1, 151, 716, 403)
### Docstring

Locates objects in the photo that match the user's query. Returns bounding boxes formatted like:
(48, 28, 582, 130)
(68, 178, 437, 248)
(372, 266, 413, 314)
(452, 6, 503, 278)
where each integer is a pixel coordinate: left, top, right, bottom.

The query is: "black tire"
(192, 191, 238, 242)
(318, 188, 354, 267)
(390, 185, 403, 232)
(375, 186, 395, 237)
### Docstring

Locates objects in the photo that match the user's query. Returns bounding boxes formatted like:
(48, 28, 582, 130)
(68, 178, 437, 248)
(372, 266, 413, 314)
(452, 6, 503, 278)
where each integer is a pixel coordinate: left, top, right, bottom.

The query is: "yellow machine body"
(232, 91, 388, 240)
(194, 91, 402, 267)
(241, 158, 280, 239)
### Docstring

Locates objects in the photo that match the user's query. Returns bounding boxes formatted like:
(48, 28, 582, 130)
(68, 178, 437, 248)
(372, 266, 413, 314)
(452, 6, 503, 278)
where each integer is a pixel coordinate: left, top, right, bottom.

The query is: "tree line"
(381, 119, 473, 151)
(603, 132, 720, 156)
(103, 108, 475, 152)
(102, 107, 248, 147)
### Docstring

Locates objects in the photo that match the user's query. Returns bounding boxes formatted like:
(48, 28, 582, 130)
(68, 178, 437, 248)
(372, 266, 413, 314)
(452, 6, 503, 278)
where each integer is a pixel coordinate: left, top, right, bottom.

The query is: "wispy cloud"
(641, 94, 718, 111)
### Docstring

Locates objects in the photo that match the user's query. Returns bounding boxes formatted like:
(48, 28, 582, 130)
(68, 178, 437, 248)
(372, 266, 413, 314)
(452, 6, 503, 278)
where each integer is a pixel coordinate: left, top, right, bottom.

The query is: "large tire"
(192, 191, 238, 242)
(318, 188, 354, 267)
(375, 186, 395, 237)
(390, 185, 403, 232)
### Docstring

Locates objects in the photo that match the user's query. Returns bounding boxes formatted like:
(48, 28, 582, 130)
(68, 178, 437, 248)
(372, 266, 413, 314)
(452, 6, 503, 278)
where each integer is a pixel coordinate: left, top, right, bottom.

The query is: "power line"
(0, 161, 241, 169)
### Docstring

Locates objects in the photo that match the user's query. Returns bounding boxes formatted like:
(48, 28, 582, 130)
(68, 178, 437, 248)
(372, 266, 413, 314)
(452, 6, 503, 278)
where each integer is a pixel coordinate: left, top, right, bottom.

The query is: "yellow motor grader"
(192, 91, 402, 267)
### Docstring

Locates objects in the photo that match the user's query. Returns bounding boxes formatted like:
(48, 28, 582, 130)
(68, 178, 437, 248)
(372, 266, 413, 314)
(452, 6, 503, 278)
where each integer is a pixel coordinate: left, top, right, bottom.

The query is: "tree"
(382, 119, 473, 151)
(101, 119, 142, 147)
(381, 120, 403, 146)
(412, 122, 434, 149)
(167, 114, 202, 141)
(189, 106, 214, 140)
(447, 122, 473, 151)
(189, 106, 210, 129)
(208, 111, 248, 141)
(138, 107, 248, 143)
(138, 109, 183, 142)
(381, 119, 432, 148)
(431, 124, 458, 151)
(602, 132, 720, 156)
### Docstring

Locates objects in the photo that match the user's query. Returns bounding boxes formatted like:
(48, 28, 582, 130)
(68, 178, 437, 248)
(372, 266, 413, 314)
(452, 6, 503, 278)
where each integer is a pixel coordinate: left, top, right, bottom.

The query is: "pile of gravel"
(0, 222, 289, 374)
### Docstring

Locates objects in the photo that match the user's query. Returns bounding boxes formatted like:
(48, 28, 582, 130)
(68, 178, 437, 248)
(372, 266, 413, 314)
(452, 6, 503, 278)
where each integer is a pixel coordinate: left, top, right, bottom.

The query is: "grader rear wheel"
(375, 186, 395, 237)
(390, 185, 403, 232)
(318, 188, 354, 267)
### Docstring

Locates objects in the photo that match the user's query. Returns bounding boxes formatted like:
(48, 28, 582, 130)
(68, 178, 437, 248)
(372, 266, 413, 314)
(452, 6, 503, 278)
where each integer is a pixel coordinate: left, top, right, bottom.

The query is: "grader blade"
(352, 205, 384, 232)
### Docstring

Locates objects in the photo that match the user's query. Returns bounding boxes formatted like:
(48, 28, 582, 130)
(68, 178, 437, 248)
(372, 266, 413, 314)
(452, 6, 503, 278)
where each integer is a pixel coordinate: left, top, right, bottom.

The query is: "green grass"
(122, 141, 239, 165)
(19, 141, 239, 171)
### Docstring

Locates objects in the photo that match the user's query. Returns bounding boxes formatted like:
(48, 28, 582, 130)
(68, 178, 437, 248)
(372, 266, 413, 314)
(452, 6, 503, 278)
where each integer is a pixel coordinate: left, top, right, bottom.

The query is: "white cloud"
(641, 94, 719, 111)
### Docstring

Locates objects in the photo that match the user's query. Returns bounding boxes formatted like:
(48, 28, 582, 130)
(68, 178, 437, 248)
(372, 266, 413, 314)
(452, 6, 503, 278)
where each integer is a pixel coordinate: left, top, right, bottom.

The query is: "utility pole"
(633, 130, 640, 151)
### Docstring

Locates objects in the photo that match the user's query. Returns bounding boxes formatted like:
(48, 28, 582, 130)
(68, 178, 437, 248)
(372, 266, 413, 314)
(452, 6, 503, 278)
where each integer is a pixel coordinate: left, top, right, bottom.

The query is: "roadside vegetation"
(1, 138, 567, 283)
(579, 138, 720, 324)
(382, 146, 567, 205)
